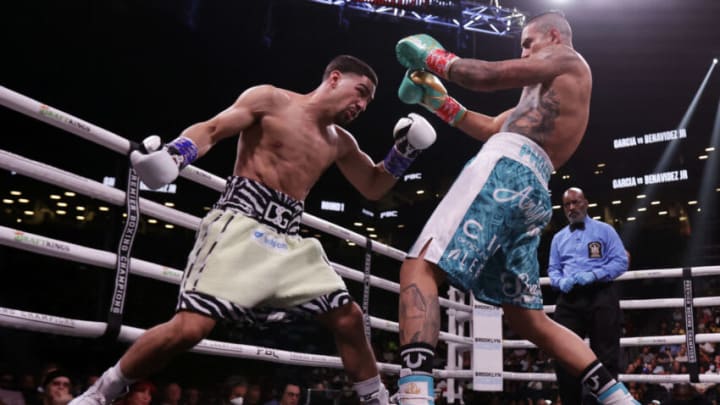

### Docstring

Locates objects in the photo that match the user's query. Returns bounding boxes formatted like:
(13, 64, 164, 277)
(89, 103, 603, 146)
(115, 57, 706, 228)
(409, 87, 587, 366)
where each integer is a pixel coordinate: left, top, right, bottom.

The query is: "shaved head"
(563, 187, 585, 200)
(562, 187, 588, 224)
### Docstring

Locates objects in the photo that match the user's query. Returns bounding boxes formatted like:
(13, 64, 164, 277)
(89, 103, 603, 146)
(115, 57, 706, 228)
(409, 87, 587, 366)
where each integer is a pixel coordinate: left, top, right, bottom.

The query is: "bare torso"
(232, 88, 348, 201)
(501, 51, 592, 168)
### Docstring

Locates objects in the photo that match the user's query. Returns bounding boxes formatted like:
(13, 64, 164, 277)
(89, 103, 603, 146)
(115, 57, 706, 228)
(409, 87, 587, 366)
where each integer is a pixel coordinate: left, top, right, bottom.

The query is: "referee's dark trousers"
(552, 282, 622, 405)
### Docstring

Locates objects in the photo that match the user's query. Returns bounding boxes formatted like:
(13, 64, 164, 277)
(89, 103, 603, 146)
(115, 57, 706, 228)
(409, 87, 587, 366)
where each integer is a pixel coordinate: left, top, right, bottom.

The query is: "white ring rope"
(539, 265, 720, 286)
(0, 224, 473, 346)
(504, 333, 720, 349)
(0, 148, 471, 313)
(0, 85, 406, 261)
(0, 306, 395, 375)
(2, 84, 719, 385)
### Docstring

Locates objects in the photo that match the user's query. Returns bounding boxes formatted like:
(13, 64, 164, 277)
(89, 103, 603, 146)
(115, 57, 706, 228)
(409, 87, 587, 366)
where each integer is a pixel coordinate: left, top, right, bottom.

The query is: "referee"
(548, 187, 629, 404)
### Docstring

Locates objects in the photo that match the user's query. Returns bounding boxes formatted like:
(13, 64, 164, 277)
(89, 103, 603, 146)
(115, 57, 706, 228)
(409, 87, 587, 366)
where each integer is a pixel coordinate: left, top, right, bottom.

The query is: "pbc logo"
(256, 348, 280, 359)
(588, 241, 602, 258)
(263, 202, 292, 230)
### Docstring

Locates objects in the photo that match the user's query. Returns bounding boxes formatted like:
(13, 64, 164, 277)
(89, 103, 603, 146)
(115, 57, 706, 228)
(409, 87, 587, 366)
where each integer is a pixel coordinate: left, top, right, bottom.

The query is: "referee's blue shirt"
(548, 216, 628, 289)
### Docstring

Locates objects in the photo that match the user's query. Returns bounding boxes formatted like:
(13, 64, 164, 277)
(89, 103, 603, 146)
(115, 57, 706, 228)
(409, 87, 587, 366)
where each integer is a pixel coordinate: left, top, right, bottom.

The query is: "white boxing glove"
(383, 113, 436, 178)
(130, 135, 199, 189)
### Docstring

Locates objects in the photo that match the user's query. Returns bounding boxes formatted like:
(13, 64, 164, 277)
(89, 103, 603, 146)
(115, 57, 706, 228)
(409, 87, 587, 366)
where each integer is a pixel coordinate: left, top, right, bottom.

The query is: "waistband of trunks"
(483, 132, 554, 186)
(214, 176, 304, 235)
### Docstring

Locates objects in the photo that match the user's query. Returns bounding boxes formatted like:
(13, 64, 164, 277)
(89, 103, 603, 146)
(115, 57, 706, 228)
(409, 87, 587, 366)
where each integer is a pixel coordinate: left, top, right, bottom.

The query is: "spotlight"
(714, 58, 718, 64)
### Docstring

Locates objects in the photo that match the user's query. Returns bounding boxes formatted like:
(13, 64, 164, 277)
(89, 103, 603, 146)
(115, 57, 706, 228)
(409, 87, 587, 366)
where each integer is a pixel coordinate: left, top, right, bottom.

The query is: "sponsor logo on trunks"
(446, 234, 499, 275)
(263, 201, 293, 230)
(588, 241, 602, 258)
(492, 186, 551, 229)
(252, 229, 289, 252)
(500, 273, 540, 306)
(462, 219, 482, 240)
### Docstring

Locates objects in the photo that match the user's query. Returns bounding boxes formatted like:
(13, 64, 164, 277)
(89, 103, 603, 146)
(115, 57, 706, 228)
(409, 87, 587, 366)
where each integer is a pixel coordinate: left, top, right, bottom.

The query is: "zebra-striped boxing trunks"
(176, 176, 352, 324)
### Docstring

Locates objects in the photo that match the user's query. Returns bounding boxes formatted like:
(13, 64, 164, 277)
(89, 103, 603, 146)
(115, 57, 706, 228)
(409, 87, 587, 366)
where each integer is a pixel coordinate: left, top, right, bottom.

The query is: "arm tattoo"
(505, 88, 560, 146)
(450, 60, 501, 92)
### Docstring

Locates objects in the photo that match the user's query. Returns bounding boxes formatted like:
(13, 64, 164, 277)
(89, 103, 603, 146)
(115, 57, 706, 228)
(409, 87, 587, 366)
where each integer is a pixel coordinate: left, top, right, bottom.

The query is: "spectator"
(0, 369, 25, 405)
(677, 345, 690, 363)
(244, 383, 262, 405)
(225, 376, 248, 405)
(41, 370, 73, 405)
(183, 386, 201, 405)
(641, 346, 656, 364)
(264, 383, 301, 405)
(160, 382, 182, 405)
(115, 381, 156, 405)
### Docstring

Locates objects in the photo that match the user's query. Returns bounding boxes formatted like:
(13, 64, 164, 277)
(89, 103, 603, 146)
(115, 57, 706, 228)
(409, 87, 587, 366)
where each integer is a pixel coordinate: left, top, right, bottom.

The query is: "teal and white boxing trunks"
(176, 176, 352, 324)
(408, 132, 554, 309)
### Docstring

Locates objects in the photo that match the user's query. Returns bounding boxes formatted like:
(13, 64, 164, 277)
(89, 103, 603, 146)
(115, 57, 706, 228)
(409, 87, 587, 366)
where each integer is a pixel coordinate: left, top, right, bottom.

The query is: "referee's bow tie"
(569, 222, 585, 231)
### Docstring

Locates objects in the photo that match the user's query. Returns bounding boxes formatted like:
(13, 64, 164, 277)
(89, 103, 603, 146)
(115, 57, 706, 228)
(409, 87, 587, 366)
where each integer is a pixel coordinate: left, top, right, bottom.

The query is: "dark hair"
(525, 10, 572, 39)
(130, 381, 157, 395)
(323, 55, 378, 86)
(225, 375, 248, 389)
(526, 10, 567, 25)
(42, 369, 71, 387)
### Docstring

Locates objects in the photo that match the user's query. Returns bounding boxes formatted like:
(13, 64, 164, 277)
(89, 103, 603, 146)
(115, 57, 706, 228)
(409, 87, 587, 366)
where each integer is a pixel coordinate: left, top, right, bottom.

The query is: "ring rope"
(2, 84, 720, 387)
(0, 85, 405, 261)
(0, 148, 472, 312)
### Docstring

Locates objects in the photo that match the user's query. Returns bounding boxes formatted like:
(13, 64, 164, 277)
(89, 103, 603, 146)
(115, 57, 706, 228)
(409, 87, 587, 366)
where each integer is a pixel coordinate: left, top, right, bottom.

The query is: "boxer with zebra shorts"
(71, 55, 437, 405)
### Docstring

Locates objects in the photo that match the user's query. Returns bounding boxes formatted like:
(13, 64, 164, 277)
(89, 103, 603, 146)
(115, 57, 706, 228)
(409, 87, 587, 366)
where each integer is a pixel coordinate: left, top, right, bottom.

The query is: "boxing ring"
(3, 85, 720, 402)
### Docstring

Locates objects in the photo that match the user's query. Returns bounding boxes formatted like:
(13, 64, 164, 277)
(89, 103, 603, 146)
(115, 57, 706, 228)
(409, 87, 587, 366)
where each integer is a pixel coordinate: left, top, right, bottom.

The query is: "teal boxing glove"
(398, 70, 466, 127)
(396, 34, 459, 79)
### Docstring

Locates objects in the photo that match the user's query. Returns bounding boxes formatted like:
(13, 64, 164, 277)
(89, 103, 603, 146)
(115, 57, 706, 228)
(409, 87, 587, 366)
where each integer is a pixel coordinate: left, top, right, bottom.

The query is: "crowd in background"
(4, 306, 720, 405)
